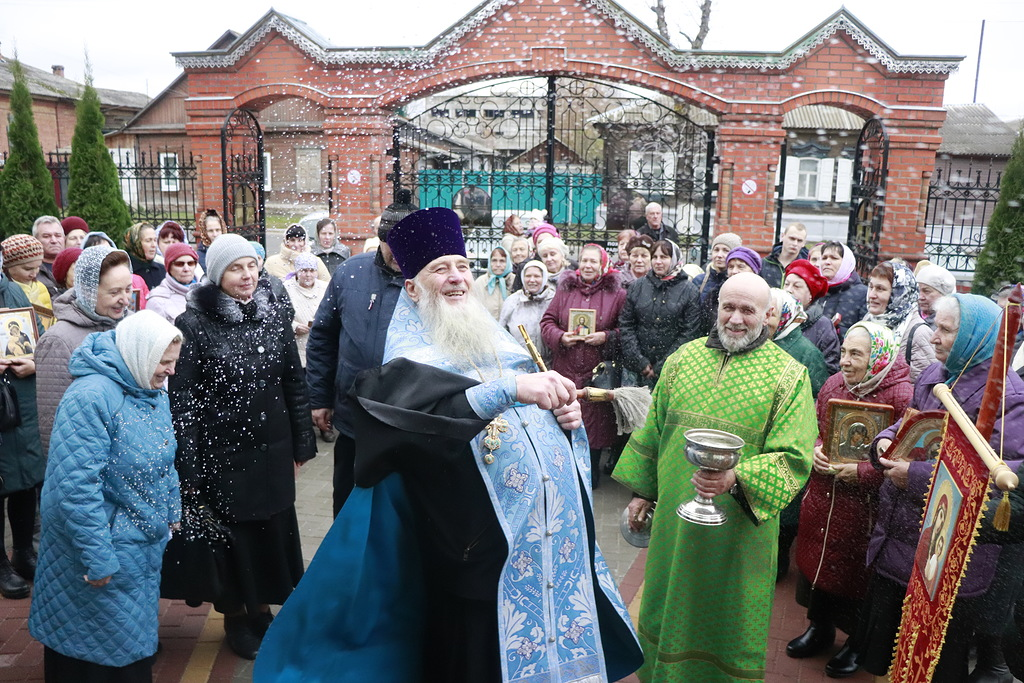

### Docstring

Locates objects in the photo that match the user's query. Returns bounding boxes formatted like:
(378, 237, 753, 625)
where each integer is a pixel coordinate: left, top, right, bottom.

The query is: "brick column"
(876, 113, 945, 264)
(324, 109, 393, 241)
(714, 112, 786, 254)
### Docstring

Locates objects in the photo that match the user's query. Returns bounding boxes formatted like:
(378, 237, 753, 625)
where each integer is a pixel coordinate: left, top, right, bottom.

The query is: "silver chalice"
(676, 428, 745, 526)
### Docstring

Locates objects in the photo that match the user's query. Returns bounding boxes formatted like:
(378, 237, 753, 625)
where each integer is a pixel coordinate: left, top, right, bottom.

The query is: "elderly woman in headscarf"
(471, 245, 514, 319)
(29, 310, 182, 683)
(282, 252, 328, 370)
(170, 235, 316, 661)
(787, 322, 913, 678)
(725, 246, 763, 277)
(541, 243, 626, 487)
(915, 263, 957, 325)
(83, 232, 150, 305)
(863, 260, 936, 381)
(620, 240, 700, 389)
(856, 295, 1024, 682)
(124, 222, 166, 290)
(499, 259, 556, 367)
(620, 234, 654, 287)
(818, 241, 868, 338)
(766, 289, 830, 398)
(784, 259, 840, 374)
(36, 245, 134, 456)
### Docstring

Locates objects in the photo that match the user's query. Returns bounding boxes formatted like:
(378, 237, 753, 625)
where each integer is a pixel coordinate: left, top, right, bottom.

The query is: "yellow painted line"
(180, 610, 224, 683)
(628, 581, 644, 625)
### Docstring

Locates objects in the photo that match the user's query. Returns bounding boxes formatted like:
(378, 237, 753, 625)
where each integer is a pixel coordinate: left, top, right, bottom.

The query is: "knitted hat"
(711, 232, 742, 252)
(285, 224, 307, 240)
(75, 245, 131, 316)
(248, 241, 266, 262)
(294, 252, 319, 271)
(1, 234, 44, 268)
(115, 309, 183, 391)
(532, 223, 560, 246)
(61, 216, 89, 236)
(162, 242, 199, 269)
(205, 234, 257, 286)
(725, 246, 762, 274)
(915, 264, 957, 296)
(387, 208, 465, 280)
(785, 259, 829, 301)
(52, 247, 83, 288)
(378, 189, 418, 242)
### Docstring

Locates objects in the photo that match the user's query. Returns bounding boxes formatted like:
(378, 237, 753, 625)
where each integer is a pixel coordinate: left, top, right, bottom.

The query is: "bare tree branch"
(690, 0, 712, 50)
(650, 0, 671, 43)
(651, 0, 713, 50)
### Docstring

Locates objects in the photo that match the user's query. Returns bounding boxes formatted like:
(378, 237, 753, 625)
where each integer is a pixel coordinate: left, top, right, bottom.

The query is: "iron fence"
(28, 148, 200, 229)
(925, 160, 1002, 274)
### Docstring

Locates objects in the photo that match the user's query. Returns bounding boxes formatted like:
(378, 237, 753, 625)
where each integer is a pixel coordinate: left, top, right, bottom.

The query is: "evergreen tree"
(66, 66, 131, 245)
(0, 59, 60, 238)
(973, 127, 1024, 296)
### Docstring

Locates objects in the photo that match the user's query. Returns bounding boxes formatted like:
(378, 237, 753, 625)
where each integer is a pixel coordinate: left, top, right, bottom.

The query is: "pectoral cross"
(482, 416, 510, 465)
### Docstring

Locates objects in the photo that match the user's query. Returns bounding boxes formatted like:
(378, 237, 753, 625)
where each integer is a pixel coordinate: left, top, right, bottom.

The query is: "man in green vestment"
(613, 272, 817, 682)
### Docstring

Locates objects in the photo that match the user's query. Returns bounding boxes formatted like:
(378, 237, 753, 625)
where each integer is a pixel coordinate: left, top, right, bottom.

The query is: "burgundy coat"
(795, 357, 913, 599)
(541, 270, 626, 449)
(867, 359, 1024, 596)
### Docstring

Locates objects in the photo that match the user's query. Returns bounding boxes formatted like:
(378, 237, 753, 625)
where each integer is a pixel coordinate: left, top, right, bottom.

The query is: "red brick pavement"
(1, 550, 876, 682)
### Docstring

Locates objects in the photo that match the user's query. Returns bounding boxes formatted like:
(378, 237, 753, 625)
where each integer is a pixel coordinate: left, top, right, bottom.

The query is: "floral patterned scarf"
(844, 321, 899, 396)
(864, 260, 920, 341)
(771, 289, 807, 341)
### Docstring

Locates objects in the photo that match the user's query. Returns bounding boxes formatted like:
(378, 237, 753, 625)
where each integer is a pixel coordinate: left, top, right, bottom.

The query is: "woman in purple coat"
(541, 244, 626, 487)
(857, 293, 1024, 682)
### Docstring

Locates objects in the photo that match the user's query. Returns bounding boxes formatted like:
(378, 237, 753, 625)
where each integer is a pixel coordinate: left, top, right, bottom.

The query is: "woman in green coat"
(0, 259, 45, 600)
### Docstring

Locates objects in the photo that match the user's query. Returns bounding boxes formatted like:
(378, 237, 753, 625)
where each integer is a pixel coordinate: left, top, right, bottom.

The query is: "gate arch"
(221, 108, 266, 242)
(391, 76, 717, 265)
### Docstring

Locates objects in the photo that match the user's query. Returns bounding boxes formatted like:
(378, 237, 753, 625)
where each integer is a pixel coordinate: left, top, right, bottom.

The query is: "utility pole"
(973, 20, 985, 104)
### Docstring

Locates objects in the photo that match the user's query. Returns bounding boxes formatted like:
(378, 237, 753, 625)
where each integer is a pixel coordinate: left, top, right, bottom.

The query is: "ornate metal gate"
(925, 160, 1002, 275)
(847, 118, 889, 274)
(221, 109, 265, 242)
(390, 77, 717, 264)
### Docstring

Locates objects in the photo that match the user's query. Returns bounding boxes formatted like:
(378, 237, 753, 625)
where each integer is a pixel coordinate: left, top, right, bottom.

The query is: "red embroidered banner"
(889, 415, 991, 682)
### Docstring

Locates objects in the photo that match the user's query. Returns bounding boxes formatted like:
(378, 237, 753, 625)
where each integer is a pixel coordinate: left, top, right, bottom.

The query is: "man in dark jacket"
(306, 197, 415, 515)
(761, 222, 808, 288)
(635, 202, 679, 245)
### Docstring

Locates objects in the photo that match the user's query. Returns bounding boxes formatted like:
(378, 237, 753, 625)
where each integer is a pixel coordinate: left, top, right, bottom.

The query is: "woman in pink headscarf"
(818, 241, 868, 339)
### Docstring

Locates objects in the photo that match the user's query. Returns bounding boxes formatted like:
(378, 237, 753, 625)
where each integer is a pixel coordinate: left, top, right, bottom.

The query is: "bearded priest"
(614, 272, 816, 683)
(254, 208, 643, 683)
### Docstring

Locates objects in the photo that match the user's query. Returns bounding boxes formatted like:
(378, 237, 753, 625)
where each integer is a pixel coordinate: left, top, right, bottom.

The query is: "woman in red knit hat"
(785, 258, 840, 375)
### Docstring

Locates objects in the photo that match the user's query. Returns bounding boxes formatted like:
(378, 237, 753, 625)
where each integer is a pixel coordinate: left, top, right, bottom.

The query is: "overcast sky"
(2, 0, 1022, 121)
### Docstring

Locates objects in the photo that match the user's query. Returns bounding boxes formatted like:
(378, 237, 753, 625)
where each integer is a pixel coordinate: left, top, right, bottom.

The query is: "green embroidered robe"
(613, 338, 817, 682)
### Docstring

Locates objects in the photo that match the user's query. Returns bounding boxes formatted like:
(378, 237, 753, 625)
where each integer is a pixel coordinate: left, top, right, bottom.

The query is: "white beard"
(717, 320, 764, 354)
(414, 281, 500, 376)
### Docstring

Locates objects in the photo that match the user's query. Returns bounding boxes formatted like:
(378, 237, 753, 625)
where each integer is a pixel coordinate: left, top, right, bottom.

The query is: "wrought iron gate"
(847, 118, 889, 274)
(221, 109, 265, 242)
(390, 77, 717, 264)
(925, 160, 1002, 275)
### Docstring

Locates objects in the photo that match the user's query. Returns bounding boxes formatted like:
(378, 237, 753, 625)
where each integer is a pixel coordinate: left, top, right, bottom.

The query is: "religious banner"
(889, 414, 991, 683)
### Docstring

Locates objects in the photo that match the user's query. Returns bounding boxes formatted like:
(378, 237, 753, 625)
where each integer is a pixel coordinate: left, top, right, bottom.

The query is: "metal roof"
(782, 105, 864, 130)
(938, 104, 1018, 156)
(0, 57, 149, 110)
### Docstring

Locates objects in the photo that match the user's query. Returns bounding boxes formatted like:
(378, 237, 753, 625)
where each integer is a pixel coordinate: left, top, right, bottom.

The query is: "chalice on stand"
(677, 428, 745, 526)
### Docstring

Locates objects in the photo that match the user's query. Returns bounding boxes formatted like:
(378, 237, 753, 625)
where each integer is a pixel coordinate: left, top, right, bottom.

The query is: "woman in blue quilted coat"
(28, 310, 183, 683)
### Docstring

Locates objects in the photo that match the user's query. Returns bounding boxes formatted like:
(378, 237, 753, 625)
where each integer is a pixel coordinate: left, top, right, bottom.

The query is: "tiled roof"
(938, 104, 1018, 156)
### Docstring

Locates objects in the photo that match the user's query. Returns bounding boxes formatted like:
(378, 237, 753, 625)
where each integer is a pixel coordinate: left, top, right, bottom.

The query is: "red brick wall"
(180, 0, 951, 252)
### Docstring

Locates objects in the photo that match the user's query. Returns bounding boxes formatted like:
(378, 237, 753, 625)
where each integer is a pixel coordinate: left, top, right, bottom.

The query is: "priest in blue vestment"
(255, 208, 642, 683)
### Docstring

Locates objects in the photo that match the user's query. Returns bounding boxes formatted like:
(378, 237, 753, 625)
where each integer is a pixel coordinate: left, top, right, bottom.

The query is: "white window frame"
(158, 152, 179, 193)
(263, 152, 272, 192)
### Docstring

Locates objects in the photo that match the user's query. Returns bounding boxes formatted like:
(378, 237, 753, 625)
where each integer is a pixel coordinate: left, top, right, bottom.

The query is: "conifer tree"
(973, 127, 1024, 296)
(66, 63, 131, 245)
(0, 59, 60, 238)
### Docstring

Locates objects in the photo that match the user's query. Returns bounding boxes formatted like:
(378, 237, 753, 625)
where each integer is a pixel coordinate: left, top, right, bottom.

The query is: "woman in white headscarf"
(499, 259, 555, 367)
(29, 310, 183, 683)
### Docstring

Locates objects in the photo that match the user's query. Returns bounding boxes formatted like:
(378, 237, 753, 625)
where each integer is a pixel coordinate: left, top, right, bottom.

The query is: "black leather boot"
(825, 640, 861, 678)
(0, 552, 30, 599)
(968, 639, 1013, 683)
(11, 548, 36, 581)
(786, 621, 836, 658)
(224, 614, 260, 660)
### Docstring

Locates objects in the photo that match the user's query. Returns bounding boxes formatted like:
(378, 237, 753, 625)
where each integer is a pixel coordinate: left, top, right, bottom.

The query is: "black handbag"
(0, 371, 22, 432)
(160, 503, 233, 607)
(590, 360, 623, 391)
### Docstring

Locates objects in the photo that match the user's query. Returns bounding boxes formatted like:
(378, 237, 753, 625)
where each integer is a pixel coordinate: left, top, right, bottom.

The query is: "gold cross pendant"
(482, 416, 510, 465)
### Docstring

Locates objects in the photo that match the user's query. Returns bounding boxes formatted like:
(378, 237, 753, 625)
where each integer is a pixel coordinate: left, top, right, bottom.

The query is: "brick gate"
(172, 1, 961, 261)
